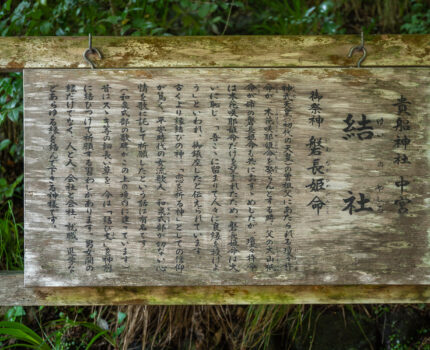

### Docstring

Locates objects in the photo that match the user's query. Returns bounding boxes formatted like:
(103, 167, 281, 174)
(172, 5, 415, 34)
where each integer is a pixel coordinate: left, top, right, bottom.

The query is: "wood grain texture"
(3, 272, 430, 305)
(3, 34, 428, 304)
(0, 35, 429, 71)
(24, 68, 430, 287)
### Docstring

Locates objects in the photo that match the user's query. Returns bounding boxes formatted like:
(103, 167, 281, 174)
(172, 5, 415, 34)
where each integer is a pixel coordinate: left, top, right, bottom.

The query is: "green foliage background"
(1, 0, 429, 36)
(0, 0, 429, 349)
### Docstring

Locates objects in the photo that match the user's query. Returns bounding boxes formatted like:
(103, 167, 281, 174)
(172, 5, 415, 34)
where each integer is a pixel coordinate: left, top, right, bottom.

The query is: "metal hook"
(83, 34, 102, 69)
(347, 30, 367, 68)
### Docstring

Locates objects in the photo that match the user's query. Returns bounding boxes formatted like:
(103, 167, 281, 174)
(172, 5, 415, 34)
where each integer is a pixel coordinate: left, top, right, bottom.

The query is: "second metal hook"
(83, 34, 102, 69)
(347, 30, 367, 68)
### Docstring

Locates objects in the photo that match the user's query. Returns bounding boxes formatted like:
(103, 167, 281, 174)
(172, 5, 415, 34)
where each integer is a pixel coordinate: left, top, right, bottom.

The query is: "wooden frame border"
(1, 34, 429, 305)
(2, 272, 430, 305)
(0, 35, 429, 70)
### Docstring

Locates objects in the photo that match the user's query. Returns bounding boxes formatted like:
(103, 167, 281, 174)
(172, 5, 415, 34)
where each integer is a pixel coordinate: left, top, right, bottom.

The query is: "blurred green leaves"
(0, 0, 237, 36)
(0, 174, 23, 202)
(0, 0, 428, 38)
(0, 72, 23, 212)
(401, 0, 430, 34)
(4, 306, 25, 322)
(0, 73, 22, 126)
(0, 200, 23, 270)
(248, 0, 345, 35)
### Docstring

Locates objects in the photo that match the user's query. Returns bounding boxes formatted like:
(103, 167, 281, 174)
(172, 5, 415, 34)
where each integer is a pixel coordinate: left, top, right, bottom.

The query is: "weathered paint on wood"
(0, 34, 427, 304)
(0, 35, 429, 71)
(3, 272, 430, 305)
(24, 68, 430, 287)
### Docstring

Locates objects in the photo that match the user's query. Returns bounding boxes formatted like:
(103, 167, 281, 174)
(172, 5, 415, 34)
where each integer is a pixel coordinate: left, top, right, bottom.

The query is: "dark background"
(0, 1, 429, 349)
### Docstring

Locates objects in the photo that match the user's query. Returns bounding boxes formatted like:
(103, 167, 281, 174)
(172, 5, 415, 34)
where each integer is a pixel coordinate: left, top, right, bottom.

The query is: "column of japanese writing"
(227, 84, 240, 272)
(136, 83, 149, 252)
(393, 95, 412, 215)
(209, 85, 221, 271)
(263, 84, 277, 272)
(341, 110, 375, 214)
(119, 88, 130, 268)
(47, 86, 59, 230)
(83, 84, 95, 272)
(244, 84, 258, 272)
(155, 84, 168, 273)
(101, 84, 113, 273)
(306, 90, 327, 215)
(281, 85, 296, 272)
(64, 84, 77, 273)
(192, 84, 203, 256)
(173, 83, 185, 273)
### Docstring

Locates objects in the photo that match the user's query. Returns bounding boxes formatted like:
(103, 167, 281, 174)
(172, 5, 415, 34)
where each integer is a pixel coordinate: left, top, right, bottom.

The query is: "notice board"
(24, 68, 430, 286)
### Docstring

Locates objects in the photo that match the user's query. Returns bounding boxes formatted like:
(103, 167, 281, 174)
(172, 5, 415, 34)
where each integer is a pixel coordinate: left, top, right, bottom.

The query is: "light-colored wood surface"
(3, 272, 430, 305)
(0, 35, 429, 70)
(24, 68, 430, 287)
(0, 34, 428, 304)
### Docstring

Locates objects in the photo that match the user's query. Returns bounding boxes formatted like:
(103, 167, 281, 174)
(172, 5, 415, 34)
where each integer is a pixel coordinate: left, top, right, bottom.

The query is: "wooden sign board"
(24, 68, 430, 287)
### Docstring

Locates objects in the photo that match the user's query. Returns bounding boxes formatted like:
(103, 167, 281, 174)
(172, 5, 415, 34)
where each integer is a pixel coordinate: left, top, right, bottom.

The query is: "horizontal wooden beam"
(1, 272, 430, 305)
(0, 35, 429, 71)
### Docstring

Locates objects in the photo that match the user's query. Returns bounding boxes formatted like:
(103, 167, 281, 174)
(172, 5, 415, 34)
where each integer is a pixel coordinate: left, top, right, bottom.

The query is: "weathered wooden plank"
(0, 35, 429, 71)
(6, 34, 430, 304)
(24, 68, 430, 287)
(2, 272, 430, 305)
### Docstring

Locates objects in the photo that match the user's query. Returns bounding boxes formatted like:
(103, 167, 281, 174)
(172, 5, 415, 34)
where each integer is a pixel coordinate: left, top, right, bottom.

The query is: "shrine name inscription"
(24, 68, 430, 287)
